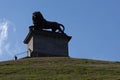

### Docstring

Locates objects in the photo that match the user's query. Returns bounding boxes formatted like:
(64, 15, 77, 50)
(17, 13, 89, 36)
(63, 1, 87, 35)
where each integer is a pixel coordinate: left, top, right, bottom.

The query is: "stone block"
(24, 29, 71, 57)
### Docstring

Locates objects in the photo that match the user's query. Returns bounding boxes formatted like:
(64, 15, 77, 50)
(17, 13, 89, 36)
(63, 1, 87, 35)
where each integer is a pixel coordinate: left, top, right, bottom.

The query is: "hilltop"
(0, 57, 120, 80)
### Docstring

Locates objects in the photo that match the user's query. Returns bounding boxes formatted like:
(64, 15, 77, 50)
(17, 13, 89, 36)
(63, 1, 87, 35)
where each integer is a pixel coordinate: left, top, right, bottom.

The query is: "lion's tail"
(59, 24, 65, 31)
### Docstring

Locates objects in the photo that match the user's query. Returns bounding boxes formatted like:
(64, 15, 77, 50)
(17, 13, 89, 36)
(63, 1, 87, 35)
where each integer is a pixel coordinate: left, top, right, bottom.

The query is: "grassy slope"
(0, 57, 120, 80)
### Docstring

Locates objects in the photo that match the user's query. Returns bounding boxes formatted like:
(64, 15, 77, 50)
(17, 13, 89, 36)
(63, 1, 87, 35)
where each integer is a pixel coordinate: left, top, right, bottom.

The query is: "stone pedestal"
(24, 29, 71, 57)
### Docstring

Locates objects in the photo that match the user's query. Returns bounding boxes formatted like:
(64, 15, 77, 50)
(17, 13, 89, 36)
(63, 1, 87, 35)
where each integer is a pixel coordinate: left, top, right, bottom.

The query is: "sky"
(0, 0, 120, 61)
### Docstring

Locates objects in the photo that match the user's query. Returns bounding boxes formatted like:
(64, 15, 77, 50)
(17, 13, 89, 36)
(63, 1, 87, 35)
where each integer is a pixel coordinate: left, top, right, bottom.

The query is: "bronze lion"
(32, 11, 65, 34)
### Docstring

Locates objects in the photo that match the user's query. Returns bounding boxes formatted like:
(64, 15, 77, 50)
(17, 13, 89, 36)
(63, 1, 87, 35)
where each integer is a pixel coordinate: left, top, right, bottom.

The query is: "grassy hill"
(0, 57, 120, 80)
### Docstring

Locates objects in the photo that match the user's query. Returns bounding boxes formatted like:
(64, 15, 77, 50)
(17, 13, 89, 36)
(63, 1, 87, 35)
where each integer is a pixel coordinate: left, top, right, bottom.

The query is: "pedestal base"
(24, 30, 71, 57)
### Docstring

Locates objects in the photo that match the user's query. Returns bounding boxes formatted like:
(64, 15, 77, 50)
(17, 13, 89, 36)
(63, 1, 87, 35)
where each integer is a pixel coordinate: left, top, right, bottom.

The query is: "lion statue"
(32, 11, 65, 34)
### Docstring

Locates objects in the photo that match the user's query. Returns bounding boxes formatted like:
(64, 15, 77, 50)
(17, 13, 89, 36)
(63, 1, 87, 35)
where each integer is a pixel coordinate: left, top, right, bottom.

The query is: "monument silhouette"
(24, 11, 71, 57)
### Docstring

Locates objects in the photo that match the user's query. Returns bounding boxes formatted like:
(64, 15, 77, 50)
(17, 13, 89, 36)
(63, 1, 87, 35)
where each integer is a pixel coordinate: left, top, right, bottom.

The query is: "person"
(14, 55, 17, 60)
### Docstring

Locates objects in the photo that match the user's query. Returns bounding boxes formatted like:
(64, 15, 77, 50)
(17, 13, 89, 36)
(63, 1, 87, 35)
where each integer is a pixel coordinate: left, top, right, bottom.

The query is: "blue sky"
(0, 0, 120, 61)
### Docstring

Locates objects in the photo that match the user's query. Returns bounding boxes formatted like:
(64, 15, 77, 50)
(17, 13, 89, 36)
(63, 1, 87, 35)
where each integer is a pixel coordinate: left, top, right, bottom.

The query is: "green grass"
(0, 57, 120, 80)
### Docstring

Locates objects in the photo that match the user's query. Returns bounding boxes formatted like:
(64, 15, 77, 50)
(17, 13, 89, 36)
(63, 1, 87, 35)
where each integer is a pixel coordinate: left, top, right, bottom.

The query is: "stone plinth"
(24, 29, 71, 57)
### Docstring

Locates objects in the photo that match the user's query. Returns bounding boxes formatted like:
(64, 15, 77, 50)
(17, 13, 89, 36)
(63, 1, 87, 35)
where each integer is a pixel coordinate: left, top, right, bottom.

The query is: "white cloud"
(0, 19, 25, 60)
(0, 21, 9, 54)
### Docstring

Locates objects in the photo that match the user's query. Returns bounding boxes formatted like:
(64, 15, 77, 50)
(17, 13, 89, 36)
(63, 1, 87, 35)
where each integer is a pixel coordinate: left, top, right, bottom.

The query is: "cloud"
(0, 20, 21, 55)
(0, 19, 26, 61)
(0, 21, 9, 54)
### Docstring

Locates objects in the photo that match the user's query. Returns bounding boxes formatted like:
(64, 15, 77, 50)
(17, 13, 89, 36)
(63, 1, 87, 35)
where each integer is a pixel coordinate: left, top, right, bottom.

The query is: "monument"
(24, 11, 71, 57)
